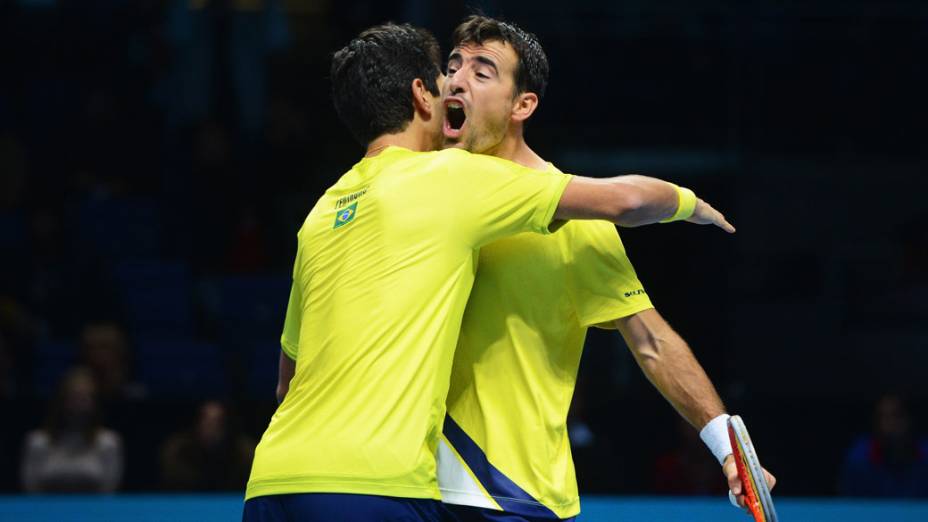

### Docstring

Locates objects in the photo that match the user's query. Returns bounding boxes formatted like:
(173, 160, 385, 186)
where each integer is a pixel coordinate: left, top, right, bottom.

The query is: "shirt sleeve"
(565, 221, 654, 327)
(439, 150, 572, 248)
(279, 239, 303, 360)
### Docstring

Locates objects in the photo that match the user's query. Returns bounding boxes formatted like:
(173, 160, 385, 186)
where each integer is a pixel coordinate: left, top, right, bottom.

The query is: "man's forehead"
(450, 40, 517, 68)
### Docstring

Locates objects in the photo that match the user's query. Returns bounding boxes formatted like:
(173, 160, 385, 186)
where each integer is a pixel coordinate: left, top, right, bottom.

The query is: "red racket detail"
(728, 415, 778, 522)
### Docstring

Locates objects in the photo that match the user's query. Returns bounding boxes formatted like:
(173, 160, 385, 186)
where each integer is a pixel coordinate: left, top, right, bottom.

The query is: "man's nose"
(447, 73, 467, 95)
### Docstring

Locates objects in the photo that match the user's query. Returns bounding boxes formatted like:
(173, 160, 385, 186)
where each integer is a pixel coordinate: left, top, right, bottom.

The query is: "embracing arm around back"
(555, 175, 735, 232)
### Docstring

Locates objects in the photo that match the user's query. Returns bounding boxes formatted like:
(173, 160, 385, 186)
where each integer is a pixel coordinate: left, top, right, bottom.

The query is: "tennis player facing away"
(436, 16, 774, 521)
(243, 23, 733, 522)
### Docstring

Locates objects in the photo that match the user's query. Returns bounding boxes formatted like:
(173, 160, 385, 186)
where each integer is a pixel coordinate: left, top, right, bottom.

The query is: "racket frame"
(728, 415, 778, 522)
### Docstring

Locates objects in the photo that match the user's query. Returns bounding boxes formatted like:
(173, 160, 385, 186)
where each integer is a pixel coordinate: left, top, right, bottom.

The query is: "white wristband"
(700, 414, 733, 465)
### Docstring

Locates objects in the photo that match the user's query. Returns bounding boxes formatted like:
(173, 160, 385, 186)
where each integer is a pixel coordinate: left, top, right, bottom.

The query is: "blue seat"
(135, 339, 225, 398)
(114, 260, 194, 338)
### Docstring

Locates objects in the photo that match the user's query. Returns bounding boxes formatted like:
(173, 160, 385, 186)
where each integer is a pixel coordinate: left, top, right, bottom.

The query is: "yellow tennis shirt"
(438, 165, 653, 519)
(244, 146, 572, 501)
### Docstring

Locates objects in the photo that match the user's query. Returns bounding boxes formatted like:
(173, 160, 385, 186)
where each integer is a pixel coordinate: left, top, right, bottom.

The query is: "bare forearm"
(555, 175, 679, 225)
(606, 175, 682, 227)
(639, 341, 725, 429)
(616, 309, 725, 428)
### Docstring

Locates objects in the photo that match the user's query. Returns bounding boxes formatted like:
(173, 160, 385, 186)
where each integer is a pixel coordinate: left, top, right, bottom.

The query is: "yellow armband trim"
(660, 185, 697, 223)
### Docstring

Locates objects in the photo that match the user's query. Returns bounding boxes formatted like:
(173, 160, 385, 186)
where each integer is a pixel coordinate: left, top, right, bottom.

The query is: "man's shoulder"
(546, 159, 618, 247)
(434, 147, 470, 159)
(361, 148, 468, 176)
(546, 162, 566, 175)
(433, 148, 526, 171)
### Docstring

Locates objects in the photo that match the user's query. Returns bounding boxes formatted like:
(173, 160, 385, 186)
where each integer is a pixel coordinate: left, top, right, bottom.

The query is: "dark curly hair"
(451, 15, 549, 100)
(331, 23, 442, 145)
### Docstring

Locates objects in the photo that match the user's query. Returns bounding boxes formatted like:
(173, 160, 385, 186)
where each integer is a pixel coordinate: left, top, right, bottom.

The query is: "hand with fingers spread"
(723, 454, 776, 514)
(686, 198, 736, 233)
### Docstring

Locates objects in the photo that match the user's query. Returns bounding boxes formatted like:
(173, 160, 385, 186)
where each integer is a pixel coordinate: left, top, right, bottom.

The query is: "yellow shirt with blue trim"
(438, 164, 653, 519)
(244, 146, 572, 501)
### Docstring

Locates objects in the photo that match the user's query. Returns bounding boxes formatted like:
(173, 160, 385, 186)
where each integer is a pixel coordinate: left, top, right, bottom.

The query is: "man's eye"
(447, 67, 458, 74)
(476, 73, 489, 79)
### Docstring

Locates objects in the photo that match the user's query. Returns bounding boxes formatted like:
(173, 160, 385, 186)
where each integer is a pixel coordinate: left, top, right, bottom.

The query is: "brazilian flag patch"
(333, 202, 358, 229)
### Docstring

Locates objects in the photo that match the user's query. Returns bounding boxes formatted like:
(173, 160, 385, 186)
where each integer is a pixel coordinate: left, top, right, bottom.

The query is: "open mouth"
(443, 99, 467, 139)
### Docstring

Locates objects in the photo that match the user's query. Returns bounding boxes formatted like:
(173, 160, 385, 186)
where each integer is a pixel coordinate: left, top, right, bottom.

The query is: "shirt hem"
(579, 301, 655, 329)
(439, 488, 580, 519)
(279, 336, 298, 360)
(246, 478, 440, 502)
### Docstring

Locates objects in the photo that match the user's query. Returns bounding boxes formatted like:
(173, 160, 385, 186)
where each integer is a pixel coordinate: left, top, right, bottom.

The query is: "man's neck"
(487, 127, 548, 171)
(365, 126, 435, 157)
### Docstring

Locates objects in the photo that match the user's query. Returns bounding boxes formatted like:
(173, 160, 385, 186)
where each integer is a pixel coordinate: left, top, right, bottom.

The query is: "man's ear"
(511, 92, 539, 123)
(411, 78, 435, 120)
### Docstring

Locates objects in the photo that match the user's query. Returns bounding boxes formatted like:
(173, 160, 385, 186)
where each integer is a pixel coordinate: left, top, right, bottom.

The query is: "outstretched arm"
(555, 175, 735, 232)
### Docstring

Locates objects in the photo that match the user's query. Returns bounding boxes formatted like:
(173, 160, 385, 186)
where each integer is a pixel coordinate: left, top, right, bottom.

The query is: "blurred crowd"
(17, 355, 928, 497)
(1, 0, 313, 494)
(21, 364, 255, 493)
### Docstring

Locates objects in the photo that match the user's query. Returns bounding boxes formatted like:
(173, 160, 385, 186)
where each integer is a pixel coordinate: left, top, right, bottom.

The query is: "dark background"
(1, 0, 926, 498)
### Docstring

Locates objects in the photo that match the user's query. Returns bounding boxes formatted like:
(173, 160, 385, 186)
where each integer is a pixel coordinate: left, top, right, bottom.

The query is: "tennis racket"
(728, 415, 778, 522)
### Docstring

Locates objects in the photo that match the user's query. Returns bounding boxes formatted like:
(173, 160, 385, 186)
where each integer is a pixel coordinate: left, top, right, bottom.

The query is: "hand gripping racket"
(728, 415, 778, 522)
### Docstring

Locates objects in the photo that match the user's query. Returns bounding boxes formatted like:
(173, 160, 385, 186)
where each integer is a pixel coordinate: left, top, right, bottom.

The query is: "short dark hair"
(331, 23, 442, 145)
(451, 15, 549, 99)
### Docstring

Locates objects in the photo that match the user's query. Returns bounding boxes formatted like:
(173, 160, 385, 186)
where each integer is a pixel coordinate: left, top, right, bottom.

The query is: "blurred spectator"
(160, 400, 255, 491)
(79, 321, 146, 403)
(21, 367, 124, 493)
(652, 417, 726, 495)
(838, 393, 928, 497)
